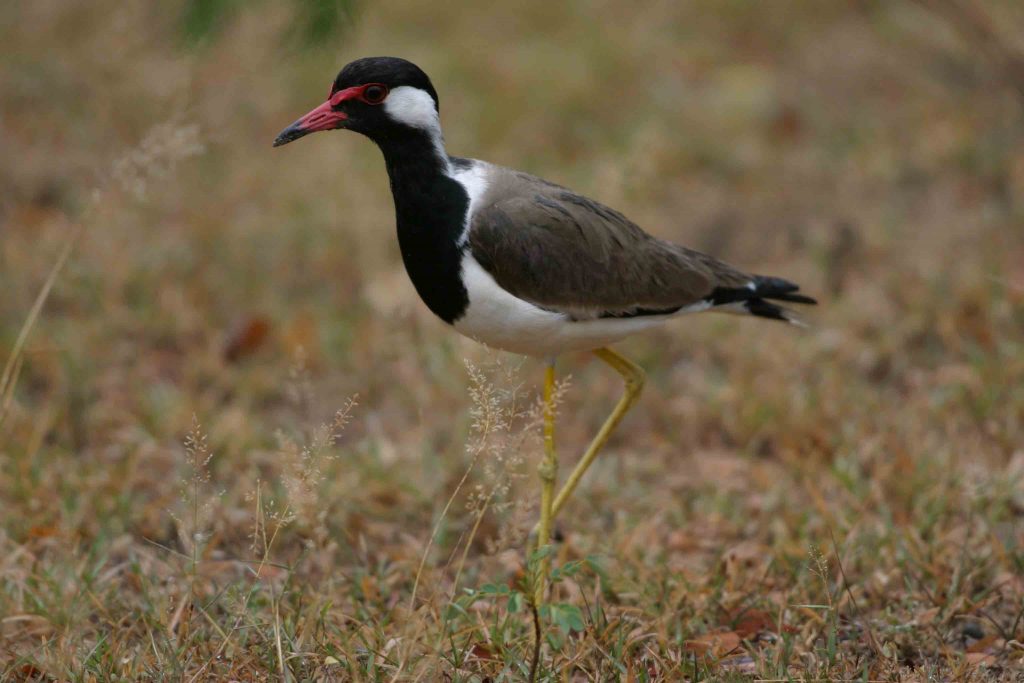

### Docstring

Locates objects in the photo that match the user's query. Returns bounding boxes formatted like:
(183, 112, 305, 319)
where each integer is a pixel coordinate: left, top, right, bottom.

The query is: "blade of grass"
(0, 222, 82, 431)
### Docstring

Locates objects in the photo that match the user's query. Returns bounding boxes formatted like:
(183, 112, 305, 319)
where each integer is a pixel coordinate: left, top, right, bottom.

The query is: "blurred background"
(2, 0, 1023, 679)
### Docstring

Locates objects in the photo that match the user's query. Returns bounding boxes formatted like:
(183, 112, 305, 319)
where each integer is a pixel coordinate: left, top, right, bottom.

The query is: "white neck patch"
(384, 86, 440, 132)
(383, 85, 447, 168)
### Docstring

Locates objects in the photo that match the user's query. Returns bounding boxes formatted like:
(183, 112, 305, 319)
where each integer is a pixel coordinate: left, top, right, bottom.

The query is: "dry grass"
(2, 0, 1024, 680)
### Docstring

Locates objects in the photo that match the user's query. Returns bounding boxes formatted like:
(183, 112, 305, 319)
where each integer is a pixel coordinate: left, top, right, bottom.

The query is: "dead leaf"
(252, 563, 286, 581)
(966, 634, 1000, 654)
(685, 630, 741, 658)
(666, 530, 690, 551)
(27, 524, 61, 539)
(469, 642, 500, 661)
(18, 663, 52, 681)
(508, 566, 527, 591)
(733, 608, 775, 639)
(223, 315, 271, 362)
(965, 652, 995, 666)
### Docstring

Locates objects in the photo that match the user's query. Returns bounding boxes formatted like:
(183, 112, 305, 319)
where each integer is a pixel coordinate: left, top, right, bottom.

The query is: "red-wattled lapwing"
(274, 57, 815, 597)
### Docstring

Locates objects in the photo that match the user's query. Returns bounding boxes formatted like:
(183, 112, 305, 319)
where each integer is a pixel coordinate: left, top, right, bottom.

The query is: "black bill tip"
(272, 122, 306, 148)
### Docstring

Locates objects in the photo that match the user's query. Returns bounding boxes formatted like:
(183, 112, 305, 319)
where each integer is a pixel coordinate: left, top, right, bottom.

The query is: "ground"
(2, 1, 1024, 680)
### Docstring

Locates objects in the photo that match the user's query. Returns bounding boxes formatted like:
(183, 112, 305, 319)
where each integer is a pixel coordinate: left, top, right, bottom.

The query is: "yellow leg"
(550, 348, 645, 518)
(534, 361, 557, 604)
(531, 348, 645, 604)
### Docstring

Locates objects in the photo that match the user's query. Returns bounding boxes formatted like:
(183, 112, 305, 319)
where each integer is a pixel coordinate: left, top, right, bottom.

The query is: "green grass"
(2, 0, 1024, 679)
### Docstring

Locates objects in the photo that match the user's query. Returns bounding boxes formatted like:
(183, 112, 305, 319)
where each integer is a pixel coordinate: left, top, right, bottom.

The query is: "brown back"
(467, 165, 751, 318)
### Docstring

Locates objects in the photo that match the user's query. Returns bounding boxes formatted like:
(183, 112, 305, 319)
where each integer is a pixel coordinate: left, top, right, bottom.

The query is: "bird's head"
(273, 56, 440, 147)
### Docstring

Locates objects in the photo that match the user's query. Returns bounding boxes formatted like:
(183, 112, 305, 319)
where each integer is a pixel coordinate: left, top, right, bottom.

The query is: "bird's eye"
(362, 84, 388, 104)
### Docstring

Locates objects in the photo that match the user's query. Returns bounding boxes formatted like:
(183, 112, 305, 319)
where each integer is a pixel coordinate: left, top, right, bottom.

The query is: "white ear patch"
(383, 86, 440, 132)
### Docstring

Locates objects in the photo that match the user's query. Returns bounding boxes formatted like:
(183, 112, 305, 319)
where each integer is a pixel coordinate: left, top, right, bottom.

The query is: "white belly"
(453, 255, 668, 358)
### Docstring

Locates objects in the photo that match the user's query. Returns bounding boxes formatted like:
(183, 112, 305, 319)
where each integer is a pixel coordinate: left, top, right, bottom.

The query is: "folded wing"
(467, 169, 758, 320)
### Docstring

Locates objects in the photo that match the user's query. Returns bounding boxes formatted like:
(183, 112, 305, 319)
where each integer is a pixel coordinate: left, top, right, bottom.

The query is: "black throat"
(371, 127, 470, 324)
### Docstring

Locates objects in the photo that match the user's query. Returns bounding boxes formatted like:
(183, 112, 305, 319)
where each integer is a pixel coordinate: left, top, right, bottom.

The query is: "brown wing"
(467, 169, 750, 318)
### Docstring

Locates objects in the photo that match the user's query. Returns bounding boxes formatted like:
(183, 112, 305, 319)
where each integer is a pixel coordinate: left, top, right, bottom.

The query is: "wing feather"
(466, 168, 747, 318)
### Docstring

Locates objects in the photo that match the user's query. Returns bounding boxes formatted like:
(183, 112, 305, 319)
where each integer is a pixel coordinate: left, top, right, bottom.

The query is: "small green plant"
(445, 548, 597, 680)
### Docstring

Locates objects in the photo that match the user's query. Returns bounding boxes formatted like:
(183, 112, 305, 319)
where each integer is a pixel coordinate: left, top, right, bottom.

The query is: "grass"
(2, 0, 1024, 679)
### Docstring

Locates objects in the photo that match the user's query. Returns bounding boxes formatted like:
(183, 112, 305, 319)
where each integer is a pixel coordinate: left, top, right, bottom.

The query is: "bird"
(273, 56, 816, 599)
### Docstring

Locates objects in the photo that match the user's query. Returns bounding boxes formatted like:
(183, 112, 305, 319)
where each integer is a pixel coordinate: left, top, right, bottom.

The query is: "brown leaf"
(469, 642, 500, 661)
(27, 524, 61, 539)
(966, 634, 1000, 654)
(19, 663, 52, 681)
(965, 652, 995, 666)
(733, 609, 775, 639)
(255, 563, 287, 580)
(223, 315, 271, 362)
(666, 530, 697, 551)
(685, 630, 742, 658)
(508, 566, 527, 591)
